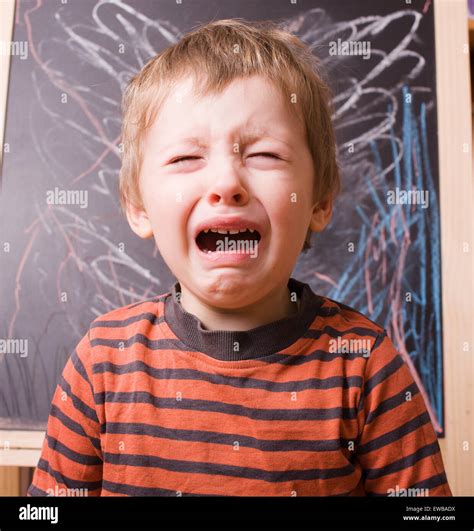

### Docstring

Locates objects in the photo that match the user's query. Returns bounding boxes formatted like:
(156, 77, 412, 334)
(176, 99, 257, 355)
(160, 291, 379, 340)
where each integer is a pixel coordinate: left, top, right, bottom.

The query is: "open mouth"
(195, 228, 262, 254)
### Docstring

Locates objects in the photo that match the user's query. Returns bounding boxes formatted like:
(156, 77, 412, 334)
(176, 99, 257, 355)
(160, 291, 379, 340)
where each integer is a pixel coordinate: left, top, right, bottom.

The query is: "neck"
(164, 277, 322, 361)
(178, 281, 298, 332)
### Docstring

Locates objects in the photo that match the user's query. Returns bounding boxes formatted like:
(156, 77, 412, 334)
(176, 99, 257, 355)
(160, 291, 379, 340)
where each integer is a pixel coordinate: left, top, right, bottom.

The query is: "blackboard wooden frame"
(0, 0, 15, 175)
(0, 0, 472, 496)
(434, 0, 474, 498)
(0, 430, 43, 467)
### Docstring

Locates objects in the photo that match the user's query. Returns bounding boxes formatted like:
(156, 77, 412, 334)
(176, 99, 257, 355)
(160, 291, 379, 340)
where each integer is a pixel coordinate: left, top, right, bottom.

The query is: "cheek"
(263, 184, 311, 232)
(146, 185, 197, 250)
(143, 175, 183, 216)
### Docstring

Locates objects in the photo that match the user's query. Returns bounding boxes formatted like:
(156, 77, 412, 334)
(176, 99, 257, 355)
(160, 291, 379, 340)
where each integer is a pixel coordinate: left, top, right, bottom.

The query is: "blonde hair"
(119, 18, 340, 250)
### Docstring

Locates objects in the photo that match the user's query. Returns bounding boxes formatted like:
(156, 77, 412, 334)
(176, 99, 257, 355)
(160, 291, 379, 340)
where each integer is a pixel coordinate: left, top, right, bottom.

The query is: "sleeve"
(27, 330, 103, 496)
(355, 331, 452, 496)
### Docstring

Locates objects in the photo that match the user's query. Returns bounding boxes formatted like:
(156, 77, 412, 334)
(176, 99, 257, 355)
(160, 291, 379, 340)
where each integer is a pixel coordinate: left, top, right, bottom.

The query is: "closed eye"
(169, 153, 280, 164)
(250, 153, 280, 159)
(170, 156, 200, 164)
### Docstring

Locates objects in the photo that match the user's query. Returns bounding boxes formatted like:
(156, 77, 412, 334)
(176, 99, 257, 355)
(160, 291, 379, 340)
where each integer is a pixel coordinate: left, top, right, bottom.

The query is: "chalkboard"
(0, 0, 445, 435)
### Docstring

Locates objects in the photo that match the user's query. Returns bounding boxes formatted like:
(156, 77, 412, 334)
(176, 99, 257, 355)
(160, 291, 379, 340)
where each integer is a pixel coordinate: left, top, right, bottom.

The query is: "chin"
(201, 276, 259, 306)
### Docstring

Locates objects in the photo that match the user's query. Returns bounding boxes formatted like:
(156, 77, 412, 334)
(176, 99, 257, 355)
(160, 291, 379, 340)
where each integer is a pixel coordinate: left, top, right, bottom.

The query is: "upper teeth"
(203, 228, 255, 234)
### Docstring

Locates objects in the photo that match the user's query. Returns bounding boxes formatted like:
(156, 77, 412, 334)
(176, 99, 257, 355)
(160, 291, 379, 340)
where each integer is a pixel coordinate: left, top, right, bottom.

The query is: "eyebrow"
(160, 130, 291, 153)
(158, 137, 205, 155)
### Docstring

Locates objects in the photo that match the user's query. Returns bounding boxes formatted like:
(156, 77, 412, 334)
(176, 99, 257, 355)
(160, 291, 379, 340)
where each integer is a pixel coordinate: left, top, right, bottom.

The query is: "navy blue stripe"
(91, 330, 381, 350)
(357, 412, 431, 455)
(50, 404, 102, 452)
(127, 295, 166, 310)
(370, 332, 386, 352)
(104, 451, 355, 482)
(367, 472, 449, 496)
(59, 375, 100, 425)
(276, 348, 372, 366)
(101, 479, 219, 497)
(91, 336, 376, 367)
(90, 335, 194, 352)
(46, 435, 102, 465)
(37, 458, 102, 491)
(364, 355, 404, 396)
(303, 326, 380, 341)
(27, 484, 48, 496)
(363, 442, 441, 480)
(323, 298, 385, 332)
(94, 392, 359, 421)
(105, 421, 352, 452)
(365, 383, 419, 424)
(408, 472, 449, 491)
(91, 312, 164, 329)
(92, 360, 363, 392)
(70, 349, 94, 397)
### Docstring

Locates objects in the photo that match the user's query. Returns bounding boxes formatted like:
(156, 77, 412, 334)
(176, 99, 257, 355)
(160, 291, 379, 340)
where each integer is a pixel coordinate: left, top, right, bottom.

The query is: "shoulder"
(309, 294, 399, 371)
(89, 290, 171, 330)
(315, 295, 386, 337)
(84, 289, 172, 365)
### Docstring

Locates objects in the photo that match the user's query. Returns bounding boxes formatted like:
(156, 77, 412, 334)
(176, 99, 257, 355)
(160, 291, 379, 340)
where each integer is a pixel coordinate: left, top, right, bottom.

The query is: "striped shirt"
(28, 277, 451, 496)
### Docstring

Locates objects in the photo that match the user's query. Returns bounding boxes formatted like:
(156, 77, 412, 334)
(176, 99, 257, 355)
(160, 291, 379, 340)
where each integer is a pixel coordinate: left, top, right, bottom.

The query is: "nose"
(205, 155, 250, 206)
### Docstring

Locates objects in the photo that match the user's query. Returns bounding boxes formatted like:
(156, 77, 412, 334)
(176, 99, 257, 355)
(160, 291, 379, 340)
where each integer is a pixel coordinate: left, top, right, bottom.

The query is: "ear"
(309, 197, 333, 233)
(125, 200, 154, 239)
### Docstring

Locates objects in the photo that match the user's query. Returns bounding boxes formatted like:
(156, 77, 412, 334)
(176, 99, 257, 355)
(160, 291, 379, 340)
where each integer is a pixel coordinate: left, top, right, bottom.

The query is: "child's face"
(127, 74, 331, 308)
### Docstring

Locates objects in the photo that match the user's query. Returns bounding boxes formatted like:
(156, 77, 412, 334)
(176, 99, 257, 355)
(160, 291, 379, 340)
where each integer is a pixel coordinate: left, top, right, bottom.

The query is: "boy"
(28, 19, 451, 496)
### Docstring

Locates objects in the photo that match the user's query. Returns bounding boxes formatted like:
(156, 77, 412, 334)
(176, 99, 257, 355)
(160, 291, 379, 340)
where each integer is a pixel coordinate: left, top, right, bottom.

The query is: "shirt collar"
(164, 277, 322, 361)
